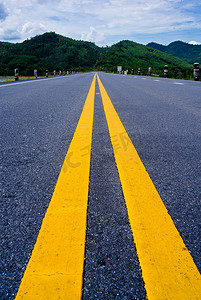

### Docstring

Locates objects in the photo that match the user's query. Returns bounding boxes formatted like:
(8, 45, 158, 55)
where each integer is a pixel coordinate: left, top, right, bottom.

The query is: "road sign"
(117, 66, 122, 73)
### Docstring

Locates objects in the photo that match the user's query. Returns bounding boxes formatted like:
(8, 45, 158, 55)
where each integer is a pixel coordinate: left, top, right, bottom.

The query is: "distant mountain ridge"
(147, 41, 201, 65)
(97, 40, 191, 73)
(0, 32, 193, 78)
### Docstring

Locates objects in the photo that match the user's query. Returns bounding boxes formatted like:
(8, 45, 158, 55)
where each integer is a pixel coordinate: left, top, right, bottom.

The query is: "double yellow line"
(16, 74, 201, 299)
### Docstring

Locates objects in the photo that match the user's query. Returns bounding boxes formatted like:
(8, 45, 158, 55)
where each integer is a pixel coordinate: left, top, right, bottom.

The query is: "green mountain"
(147, 41, 201, 65)
(0, 32, 101, 76)
(97, 40, 191, 76)
(0, 32, 193, 78)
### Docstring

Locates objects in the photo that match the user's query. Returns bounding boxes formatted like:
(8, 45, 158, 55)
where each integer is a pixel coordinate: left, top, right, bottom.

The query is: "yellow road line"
(97, 74, 201, 300)
(15, 74, 96, 299)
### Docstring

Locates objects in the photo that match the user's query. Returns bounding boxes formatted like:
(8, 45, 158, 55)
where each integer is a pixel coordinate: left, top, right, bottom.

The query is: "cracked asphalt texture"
(0, 73, 200, 299)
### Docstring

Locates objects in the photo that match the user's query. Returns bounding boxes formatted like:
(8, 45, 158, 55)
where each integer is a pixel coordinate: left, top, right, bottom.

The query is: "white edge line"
(0, 76, 69, 88)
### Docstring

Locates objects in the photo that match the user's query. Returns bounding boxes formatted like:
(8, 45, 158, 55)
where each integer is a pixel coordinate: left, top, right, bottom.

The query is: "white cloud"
(189, 40, 201, 45)
(81, 26, 105, 43)
(0, 0, 201, 45)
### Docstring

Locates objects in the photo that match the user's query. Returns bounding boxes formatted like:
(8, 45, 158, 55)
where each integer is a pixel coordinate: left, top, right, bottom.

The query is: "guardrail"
(0, 70, 79, 83)
(117, 63, 200, 81)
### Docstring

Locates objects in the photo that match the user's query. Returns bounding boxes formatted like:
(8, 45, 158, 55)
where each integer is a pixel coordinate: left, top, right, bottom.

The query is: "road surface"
(0, 73, 200, 299)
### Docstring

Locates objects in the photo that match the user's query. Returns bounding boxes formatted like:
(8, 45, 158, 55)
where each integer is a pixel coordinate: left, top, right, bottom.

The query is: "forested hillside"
(0, 32, 101, 75)
(0, 32, 193, 78)
(97, 40, 192, 78)
(147, 41, 201, 65)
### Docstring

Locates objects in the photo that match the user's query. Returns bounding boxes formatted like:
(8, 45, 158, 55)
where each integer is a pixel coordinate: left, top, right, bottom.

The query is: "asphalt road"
(0, 73, 200, 299)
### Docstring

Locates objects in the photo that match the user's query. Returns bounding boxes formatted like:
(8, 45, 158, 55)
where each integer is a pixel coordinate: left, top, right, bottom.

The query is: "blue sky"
(0, 0, 201, 46)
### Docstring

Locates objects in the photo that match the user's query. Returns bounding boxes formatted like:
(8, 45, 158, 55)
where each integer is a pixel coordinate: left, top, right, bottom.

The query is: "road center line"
(97, 74, 201, 300)
(15, 74, 96, 299)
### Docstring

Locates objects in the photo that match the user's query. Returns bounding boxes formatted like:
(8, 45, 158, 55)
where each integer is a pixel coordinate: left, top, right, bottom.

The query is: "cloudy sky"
(0, 0, 201, 46)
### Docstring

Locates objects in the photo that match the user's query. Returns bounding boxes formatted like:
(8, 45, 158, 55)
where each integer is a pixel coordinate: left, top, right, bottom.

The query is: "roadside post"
(54, 70, 56, 76)
(46, 70, 49, 78)
(164, 65, 168, 78)
(14, 68, 19, 81)
(138, 68, 141, 75)
(193, 63, 199, 81)
(148, 67, 152, 76)
(59, 70, 62, 76)
(34, 69, 37, 79)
